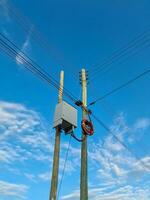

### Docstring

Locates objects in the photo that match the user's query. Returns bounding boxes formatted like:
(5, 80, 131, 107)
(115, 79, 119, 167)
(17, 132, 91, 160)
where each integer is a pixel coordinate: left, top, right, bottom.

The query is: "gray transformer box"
(53, 101, 77, 133)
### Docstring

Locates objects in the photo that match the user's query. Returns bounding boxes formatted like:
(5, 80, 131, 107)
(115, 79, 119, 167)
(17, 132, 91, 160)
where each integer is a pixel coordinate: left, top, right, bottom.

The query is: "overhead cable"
(89, 68, 150, 106)
(89, 28, 150, 80)
(92, 113, 150, 171)
(0, 33, 77, 103)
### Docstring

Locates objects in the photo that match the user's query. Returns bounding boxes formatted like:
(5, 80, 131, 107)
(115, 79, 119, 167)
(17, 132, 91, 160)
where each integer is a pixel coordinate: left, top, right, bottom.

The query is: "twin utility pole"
(49, 69, 88, 200)
(50, 71, 64, 200)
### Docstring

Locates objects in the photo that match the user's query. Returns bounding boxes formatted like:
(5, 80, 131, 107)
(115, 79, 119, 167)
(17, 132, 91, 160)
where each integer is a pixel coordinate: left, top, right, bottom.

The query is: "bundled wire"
(0, 33, 78, 103)
(89, 27, 150, 80)
(0, 32, 148, 177)
(2, 0, 78, 81)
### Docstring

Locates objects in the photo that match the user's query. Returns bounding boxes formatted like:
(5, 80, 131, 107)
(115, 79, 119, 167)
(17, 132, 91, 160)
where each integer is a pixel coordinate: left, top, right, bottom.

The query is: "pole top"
(60, 70, 64, 74)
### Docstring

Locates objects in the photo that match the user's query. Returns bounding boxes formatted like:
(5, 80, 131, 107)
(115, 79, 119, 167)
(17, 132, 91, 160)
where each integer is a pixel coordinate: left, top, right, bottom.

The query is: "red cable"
(81, 119, 94, 136)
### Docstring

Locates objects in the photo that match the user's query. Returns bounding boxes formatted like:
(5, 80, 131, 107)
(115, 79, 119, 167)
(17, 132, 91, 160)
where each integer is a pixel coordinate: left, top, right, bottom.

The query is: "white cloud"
(133, 118, 150, 132)
(0, 101, 54, 165)
(0, 100, 81, 189)
(0, 101, 46, 140)
(0, 143, 26, 163)
(15, 27, 33, 65)
(24, 173, 36, 182)
(62, 184, 150, 200)
(38, 172, 51, 182)
(0, 180, 28, 199)
(1, 103, 150, 199)
(77, 113, 150, 200)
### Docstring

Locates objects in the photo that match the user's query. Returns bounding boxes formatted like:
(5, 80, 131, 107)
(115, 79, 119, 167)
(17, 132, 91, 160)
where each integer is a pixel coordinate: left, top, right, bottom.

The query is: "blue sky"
(0, 0, 150, 199)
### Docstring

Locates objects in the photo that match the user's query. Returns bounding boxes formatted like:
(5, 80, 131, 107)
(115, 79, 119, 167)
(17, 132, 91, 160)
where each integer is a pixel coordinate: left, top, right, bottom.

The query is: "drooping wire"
(57, 134, 72, 200)
(88, 68, 150, 106)
(71, 132, 85, 142)
(91, 113, 150, 171)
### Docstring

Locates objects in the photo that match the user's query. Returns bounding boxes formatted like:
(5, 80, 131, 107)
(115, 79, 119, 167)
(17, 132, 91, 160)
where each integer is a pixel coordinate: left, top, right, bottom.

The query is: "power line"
(57, 134, 72, 200)
(0, 32, 149, 176)
(4, 1, 150, 83)
(90, 41, 150, 82)
(0, 33, 90, 117)
(91, 113, 150, 171)
(4, 1, 150, 94)
(89, 68, 150, 106)
(3, 0, 79, 81)
(0, 33, 78, 103)
(89, 27, 150, 80)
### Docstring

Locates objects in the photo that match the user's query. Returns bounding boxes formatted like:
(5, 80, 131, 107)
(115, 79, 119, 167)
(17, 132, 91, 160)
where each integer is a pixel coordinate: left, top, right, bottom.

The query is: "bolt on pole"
(49, 70, 64, 200)
(80, 68, 88, 200)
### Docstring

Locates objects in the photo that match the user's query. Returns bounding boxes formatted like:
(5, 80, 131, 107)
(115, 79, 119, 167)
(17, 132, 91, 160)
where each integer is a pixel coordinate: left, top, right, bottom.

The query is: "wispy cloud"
(62, 184, 150, 200)
(0, 101, 54, 166)
(0, 100, 81, 188)
(15, 27, 33, 65)
(62, 112, 150, 199)
(38, 172, 51, 182)
(1, 102, 150, 199)
(0, 180, 28, 199)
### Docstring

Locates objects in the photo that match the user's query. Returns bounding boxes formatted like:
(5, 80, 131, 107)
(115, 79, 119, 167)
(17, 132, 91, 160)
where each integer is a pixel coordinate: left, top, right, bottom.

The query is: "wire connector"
(75, 100, 83, 106)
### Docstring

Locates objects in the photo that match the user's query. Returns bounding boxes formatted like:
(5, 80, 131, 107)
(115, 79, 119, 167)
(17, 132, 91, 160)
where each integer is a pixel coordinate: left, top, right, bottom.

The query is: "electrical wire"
(57, 134, 72, 200)
(3, 2, 150, 108)
(3, 1, 150, 95)
(4, 1, 150, 82)
(0, 33, 78, 103)
(1, 32, 77, 101)
(0, 33, 91, 119)
(88, 82, 116, 116)
(90, 41, 150, 82)
(89, 27, 150, 79)
(91, 113, 150, 171)
(0, 39, 73, 102)
(89, 68, 150, 106)
(0, 33, 149, 175)
(2, 0, 79, 81)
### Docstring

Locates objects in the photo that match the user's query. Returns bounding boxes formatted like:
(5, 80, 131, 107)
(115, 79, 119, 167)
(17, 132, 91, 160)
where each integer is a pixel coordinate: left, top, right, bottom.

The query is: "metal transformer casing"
(53, 101, 77, 133)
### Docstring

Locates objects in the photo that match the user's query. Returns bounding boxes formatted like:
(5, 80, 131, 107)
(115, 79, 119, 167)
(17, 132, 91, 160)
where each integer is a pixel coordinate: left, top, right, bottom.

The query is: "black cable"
(0, 38, 62, 95)
(91, 113, 150, 171)
(0, 33, 77, 102)
(2, 28, 149, 170)
(89, 68, 150, 106)
(89, 27, 150, 78)
(3, 1, 78, 81)
(1, 26, 149, 181)
(5, 1, 150, 85)
(90, 41, 150, 82)
(0, 33, 78, 103)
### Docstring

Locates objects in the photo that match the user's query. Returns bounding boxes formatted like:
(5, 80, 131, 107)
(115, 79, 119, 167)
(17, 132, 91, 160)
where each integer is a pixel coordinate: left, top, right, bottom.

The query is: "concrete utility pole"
(50, 71, 64, 200)
(80, 68, 88, 200)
